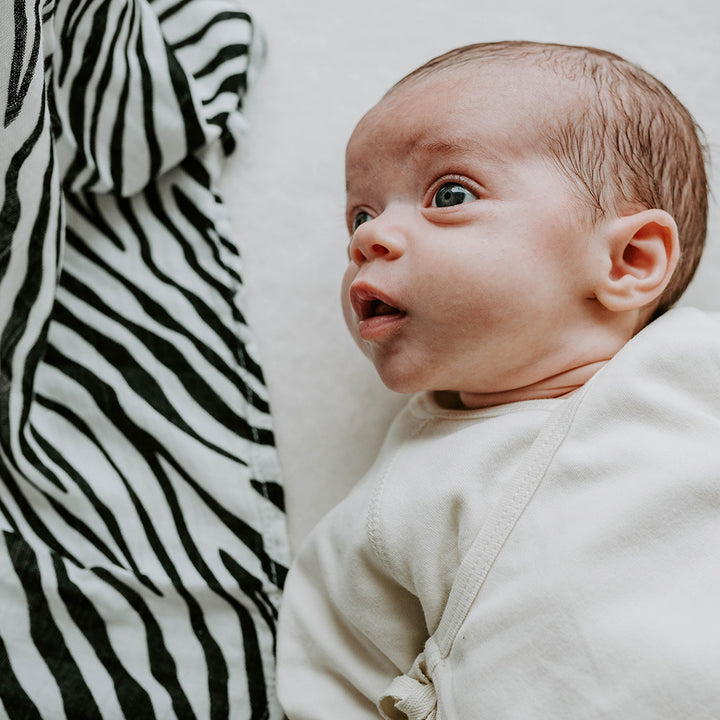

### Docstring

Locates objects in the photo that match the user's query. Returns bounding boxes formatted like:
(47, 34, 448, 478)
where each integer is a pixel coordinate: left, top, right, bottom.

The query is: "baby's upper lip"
(350, 281, 405, 321)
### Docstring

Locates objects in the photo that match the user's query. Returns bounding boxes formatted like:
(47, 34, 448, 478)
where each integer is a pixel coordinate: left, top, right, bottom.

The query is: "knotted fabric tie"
(378, 652, 437, 720)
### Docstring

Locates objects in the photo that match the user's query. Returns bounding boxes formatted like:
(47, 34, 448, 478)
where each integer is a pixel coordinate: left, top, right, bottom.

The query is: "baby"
(277, 41, 720, 719)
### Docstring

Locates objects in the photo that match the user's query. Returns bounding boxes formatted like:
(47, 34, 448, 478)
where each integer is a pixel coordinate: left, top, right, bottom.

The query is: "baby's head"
(342, 41, 708, 408)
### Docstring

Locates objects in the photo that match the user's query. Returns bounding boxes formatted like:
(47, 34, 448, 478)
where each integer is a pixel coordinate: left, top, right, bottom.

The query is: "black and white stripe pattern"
(1, 1, 289, 717)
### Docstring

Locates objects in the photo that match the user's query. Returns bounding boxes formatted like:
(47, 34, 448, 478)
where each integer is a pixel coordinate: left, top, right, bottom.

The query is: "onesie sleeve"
(277, 480, 428, 719)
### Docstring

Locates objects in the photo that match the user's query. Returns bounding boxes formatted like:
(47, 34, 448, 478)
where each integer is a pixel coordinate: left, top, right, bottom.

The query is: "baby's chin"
(371, 362, 440, 396)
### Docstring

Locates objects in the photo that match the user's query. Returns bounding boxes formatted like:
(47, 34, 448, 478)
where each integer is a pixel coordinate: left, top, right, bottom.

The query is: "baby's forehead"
(378, 61, 578, 129)
(348, 61, 577, 163)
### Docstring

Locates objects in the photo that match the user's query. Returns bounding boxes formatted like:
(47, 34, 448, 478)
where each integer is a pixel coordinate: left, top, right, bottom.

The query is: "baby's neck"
(455, 360, 610, 410)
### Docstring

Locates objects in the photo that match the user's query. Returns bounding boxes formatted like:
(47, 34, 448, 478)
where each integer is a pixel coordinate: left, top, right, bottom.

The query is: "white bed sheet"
(220, 0, 720, 551)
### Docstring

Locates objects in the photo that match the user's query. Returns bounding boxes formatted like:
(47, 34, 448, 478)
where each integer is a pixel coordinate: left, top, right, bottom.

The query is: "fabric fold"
(1, 1, 289, 717)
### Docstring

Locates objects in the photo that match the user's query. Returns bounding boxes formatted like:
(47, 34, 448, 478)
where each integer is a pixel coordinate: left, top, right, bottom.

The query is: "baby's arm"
(277, 487, 427, 719)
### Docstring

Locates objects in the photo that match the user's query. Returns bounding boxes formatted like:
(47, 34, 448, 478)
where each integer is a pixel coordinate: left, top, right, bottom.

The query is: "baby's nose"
(349, 215, 405, 266)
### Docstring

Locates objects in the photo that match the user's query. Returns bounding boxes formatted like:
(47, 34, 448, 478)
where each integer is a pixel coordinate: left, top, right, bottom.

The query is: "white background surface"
(220, 0, 720, 551)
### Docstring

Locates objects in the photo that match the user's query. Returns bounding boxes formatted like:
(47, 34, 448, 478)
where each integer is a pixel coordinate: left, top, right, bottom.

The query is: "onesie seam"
(433, 384, 590, 657)
(366, 417, 433, 574)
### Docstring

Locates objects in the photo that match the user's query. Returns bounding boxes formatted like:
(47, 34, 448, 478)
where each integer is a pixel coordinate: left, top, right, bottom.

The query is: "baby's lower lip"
(357, 311, 407, 341)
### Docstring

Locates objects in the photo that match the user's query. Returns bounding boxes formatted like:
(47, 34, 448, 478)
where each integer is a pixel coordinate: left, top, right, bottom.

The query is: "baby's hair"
(393, 41, 709, 319)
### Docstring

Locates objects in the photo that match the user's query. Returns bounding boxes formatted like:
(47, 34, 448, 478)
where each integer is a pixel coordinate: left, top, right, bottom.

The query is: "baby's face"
(342, 63, 605, 402)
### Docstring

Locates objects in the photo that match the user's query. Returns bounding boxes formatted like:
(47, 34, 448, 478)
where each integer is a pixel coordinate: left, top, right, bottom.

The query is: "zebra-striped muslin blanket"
(1, 1, 289, 718)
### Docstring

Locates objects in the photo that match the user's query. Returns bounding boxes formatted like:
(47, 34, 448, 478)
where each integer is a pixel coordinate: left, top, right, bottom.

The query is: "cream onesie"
(278, 307, 720, 720)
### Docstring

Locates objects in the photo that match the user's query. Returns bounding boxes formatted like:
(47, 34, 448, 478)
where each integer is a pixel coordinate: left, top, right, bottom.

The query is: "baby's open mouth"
(350, 284, 405, 322)
(364, 299, 401, 319)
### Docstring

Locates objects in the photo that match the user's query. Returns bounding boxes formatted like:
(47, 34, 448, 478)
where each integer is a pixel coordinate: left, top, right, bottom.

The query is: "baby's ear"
(594, 209, 679, 313)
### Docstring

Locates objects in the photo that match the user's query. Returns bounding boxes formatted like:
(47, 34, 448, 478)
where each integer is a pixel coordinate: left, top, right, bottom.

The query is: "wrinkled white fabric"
(278, 308, 720, 719)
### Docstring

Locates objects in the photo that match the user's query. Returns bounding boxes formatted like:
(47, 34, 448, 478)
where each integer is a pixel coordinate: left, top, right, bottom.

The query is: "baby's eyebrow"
(417, 138, 474, 154)
(413, 138, 502, 163)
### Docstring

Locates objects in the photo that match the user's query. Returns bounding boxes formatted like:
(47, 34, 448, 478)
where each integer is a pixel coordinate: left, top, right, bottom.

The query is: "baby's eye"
(352, 210, 373, 232)
(432, 182, 477, 208)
